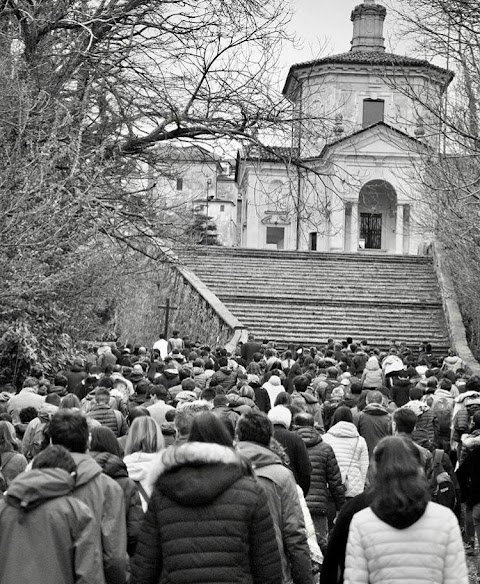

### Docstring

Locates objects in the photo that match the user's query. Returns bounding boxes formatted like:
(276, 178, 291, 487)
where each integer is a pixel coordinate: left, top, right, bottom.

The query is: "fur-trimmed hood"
(461, 429, 480, 450)
(455, 391, 480, 404)
(147, 442, 252, 506)
(443, 355, 462, 367)
(403, 399, 430, 417)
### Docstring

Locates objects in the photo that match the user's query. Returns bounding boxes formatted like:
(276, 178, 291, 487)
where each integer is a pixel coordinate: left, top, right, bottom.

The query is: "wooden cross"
(158, 298, 178, 337)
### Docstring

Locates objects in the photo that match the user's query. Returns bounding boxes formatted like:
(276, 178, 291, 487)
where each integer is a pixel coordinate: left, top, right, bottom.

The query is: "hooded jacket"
(210, 366, 238, 391)
(130, 442, 283, 584)
(360, 358, 383, 389)
(323, 422, 369, 497)
(381, 354, 404, 377)
(295, 426, 345, 515)
(98, 349, 117, 371)
(156, 370, 180, 390)
(457, 430, 480, 506)
(0, 451, 27, 487)
(0, 468, 104, 584)
(441, 355, 464, 374)
(344, 502, 467, 584)
(91, 451, 144, 556)
(272, 424, 312, 496)
(452, 391, 480, 444)
(123, 451, 158, 512)
(64, 365, 87, 393)
(391, 378, 412, 407)
(299, 392, 325, 432)
(403, 399, 436, 446)
(7, 388, 46, 425)
(237, 441, 313, 584)
(69, 453, 127, 584)
(194, 368, 215, 391)
(22, 403, 58, 460)
(357, 402, 392, 456)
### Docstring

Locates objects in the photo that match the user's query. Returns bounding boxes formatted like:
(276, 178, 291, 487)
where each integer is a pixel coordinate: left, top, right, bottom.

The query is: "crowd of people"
(0, 330, 478, 584)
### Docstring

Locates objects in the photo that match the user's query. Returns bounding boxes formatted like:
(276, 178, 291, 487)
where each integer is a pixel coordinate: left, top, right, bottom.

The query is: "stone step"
(178, 247, 450, 352)
(185, 247, 434, 264)
(229, 311, 447, 328)
(232, 313, 448, 336)
(189, 262, 434, 278)
(213, 291, 441, 305)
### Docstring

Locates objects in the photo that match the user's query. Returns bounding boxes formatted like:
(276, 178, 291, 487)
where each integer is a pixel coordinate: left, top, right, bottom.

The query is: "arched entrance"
(358, 180, 397, 251)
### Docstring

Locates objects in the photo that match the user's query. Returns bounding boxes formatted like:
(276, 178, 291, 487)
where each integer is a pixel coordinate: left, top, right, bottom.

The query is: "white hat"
(268, 405, 292, 429)
(266, 375, 281, 386)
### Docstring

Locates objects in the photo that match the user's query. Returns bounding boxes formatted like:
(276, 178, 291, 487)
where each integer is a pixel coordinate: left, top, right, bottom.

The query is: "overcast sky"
(279, 0, 407, 74)
(284, 0, 356, 66)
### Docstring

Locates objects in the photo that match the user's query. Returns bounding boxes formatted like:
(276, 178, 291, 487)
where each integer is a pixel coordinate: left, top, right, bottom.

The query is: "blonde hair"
(0, 421, 18, 453)
(124, 417, 164, 455)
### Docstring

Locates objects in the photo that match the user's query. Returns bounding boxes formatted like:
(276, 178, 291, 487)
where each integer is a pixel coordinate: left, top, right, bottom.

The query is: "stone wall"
(114, 259, 167, 348)
(433, 243, 480, 375)
(161, 260, 246, 351)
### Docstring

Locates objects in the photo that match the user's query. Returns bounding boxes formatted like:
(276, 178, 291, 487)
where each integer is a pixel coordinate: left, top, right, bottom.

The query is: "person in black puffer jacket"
(294, 412, 345, 553)
(131, 412, 282, 584)
(90, 427, 144, 557)
(456, 412, 480, 561)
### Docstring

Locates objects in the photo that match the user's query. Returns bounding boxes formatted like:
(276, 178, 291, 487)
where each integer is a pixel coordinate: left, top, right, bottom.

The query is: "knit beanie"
(268, 405, 292, 429)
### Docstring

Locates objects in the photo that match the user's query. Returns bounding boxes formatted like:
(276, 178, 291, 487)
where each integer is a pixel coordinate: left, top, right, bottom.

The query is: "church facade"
(235, 0, 453, 254)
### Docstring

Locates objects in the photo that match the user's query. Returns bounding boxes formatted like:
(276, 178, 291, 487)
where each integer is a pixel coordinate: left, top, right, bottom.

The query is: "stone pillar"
(351, 201, 359, 252)
(395, 204, 404, 254)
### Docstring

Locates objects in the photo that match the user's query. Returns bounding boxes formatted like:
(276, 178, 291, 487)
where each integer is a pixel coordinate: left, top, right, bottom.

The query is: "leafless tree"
(384, 0, 480, 356)
(0, 0, 297, 368)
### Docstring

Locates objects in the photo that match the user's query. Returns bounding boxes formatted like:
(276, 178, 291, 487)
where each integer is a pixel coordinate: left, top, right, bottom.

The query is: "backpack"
(24, 416, 51, 461)
(0, 452, 15, 490)
(322, 400, 341, 431)
(432, 397, 453, 451)
(431, 449, 456, 509)
(113, 409, 124, 436)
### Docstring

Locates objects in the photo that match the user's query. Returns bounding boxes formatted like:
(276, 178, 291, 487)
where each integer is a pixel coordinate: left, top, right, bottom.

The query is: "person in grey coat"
(236, 410, 313, 584)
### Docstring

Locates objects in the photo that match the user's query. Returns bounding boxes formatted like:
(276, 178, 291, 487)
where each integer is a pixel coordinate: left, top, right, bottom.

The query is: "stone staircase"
(179, 248, 451, 354)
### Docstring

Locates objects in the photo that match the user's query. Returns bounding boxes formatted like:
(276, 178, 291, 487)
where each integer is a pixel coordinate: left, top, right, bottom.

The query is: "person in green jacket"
(0, 445, 104, 584)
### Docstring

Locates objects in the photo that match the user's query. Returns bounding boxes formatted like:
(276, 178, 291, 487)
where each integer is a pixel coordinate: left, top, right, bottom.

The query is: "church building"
(235, 0, 453, 254)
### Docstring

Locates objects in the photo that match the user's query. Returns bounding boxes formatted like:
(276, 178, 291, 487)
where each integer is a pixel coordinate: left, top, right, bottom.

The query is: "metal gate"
(360, 213, 382, 249)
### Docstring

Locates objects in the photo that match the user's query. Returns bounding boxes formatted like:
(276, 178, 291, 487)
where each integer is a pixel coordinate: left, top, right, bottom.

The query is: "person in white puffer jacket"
(123, 416, 164, 511)
(323, 407, 369, 498)
(344, 436, 468, 584)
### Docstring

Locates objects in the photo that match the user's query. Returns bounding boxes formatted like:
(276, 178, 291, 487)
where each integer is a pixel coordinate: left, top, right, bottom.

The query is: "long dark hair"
(90, 426, 122, 457)
(331, 405, 353, 425)
(188, 411, 233, 447)
(370, 436, 429, 528)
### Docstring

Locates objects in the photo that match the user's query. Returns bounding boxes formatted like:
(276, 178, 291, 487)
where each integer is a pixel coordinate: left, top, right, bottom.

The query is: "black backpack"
(431, 449, 456, 509)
